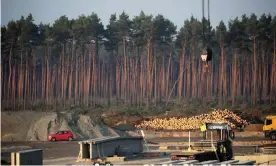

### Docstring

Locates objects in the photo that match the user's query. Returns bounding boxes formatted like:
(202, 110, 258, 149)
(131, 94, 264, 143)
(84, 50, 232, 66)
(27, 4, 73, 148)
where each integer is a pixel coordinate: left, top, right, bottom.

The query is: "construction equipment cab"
(206, 123, 235, 161)
(263, 115, 276, 140)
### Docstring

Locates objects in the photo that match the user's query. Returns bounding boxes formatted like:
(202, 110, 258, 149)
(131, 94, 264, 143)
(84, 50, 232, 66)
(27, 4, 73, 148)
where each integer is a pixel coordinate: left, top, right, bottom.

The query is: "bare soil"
(1, 139, 275, 165)
(1, 109, 267, 142)
(1, 109, 274, 165)
(1, 110, 125, 141)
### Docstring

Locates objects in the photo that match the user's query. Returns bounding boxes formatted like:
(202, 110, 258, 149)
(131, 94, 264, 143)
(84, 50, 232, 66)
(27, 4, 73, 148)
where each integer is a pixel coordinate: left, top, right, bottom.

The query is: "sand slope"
(1, 110, 122, 141)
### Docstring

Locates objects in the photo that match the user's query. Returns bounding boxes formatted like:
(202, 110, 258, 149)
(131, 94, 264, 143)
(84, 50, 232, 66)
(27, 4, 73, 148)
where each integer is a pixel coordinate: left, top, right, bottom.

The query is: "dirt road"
(1, 141, 78, 164)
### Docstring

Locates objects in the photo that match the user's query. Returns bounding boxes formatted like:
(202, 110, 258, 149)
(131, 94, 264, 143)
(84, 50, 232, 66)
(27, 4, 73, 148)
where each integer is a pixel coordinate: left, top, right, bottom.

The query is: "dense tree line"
(1, 11, 276, 111)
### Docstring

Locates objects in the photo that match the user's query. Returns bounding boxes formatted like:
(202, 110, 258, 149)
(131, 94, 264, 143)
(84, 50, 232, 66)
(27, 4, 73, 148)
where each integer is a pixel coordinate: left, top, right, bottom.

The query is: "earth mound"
(1, 110, 127, 141)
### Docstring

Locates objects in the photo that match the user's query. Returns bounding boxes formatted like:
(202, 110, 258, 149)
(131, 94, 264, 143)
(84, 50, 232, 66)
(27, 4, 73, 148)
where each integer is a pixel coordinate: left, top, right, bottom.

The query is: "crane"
(166, 0, 213, 104)
(201, 0, 213, 72)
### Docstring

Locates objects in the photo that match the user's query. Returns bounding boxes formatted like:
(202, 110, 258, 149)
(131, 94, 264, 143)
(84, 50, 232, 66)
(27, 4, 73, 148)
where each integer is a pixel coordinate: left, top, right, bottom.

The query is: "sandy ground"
(1, 111, 124, 142)
(1, 110, 275, 165)
(1, 141, 79, 160)
(2, 137, 276, 165)
(235, 155, 276, 165)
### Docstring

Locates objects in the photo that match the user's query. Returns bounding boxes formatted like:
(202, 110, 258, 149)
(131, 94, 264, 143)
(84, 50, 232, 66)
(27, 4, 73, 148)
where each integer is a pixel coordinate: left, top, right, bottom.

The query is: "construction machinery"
(200, 0, 213, 72)
(225, 117, 246, 132)
(170, 123, 235, 162)
(263, 115, 276, 140)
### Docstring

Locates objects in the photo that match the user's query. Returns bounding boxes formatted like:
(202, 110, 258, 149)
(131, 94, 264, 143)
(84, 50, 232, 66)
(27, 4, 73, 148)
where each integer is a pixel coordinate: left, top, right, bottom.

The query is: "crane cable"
(208, 0, 211, 46)
(202, 0, 205, 48)
(202, 0, 211, 48)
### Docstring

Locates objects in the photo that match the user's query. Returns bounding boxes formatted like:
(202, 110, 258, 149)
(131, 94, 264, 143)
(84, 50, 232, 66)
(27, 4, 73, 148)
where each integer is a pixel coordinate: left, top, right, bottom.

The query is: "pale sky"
(1, 0, 276, 30)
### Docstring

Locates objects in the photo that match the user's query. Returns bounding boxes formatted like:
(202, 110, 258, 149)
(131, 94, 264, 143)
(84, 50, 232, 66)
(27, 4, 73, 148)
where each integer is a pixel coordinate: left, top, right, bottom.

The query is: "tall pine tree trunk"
(8, 43, 13, 105)
(232, 49, 237, 106)
(68, 44, 74, 105)
(270, 36, 276, 103)
(178, 43, 185, 100)
(253, 36, 257, 106)
(146, 39, 151, 106)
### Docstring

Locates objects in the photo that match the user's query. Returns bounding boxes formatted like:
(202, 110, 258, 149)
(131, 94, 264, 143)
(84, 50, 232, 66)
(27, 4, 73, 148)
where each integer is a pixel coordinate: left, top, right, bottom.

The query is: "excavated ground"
(1, 109, 275, 165)
(1, 110, 128, 142)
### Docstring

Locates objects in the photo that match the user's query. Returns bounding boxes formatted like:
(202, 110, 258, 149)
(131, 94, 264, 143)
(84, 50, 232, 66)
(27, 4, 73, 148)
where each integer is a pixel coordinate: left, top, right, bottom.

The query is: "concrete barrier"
(77, 136, 144, 161)
(11, 149, 43, 165)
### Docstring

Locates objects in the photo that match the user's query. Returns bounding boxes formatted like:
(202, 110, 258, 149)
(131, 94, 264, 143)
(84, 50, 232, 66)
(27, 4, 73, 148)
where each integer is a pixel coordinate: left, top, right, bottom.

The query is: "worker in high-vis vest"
(220, 144, 226, 153)
(219, 144, 227, 161)
(200, 124, 207, 140)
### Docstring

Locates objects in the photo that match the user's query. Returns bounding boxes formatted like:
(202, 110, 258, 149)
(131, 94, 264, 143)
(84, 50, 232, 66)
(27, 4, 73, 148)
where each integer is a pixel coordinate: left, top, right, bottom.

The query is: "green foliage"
(153, 14, 177, 45)
(104, 14, 120, 51)
(2, 11, 276, 59)
(131, 11, 154, 46)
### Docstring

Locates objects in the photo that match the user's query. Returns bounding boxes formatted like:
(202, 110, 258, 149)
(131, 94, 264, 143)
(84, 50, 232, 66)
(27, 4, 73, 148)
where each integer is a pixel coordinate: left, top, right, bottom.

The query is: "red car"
(48, 130, 73, 141)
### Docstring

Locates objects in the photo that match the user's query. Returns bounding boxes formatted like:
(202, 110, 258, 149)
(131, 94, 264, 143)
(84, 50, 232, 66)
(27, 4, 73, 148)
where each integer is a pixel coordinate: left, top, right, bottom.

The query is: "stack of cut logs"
(136, 109, 249, 130)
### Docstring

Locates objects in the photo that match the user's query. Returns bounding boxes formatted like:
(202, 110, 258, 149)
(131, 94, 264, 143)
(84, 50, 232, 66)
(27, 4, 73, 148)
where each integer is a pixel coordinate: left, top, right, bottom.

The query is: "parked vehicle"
(263, 115, 276, 140)
(48, 130, 73, 141)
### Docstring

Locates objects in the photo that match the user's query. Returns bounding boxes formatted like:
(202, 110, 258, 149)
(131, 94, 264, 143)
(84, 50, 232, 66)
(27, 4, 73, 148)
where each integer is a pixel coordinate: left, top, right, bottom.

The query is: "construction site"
(1, 109, 276, 165)
(2, 0, 276, 165)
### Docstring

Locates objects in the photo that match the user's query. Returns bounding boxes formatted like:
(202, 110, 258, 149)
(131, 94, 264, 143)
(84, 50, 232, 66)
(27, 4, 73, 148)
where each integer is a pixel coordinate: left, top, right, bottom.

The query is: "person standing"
(219, 144, 227, 161)
(200, 123, 207, 140)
